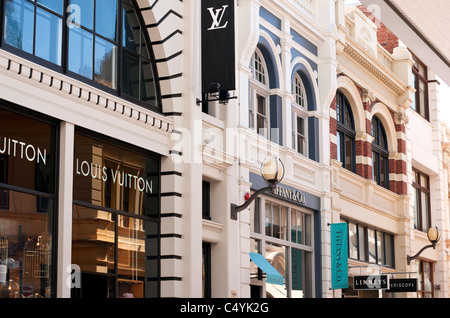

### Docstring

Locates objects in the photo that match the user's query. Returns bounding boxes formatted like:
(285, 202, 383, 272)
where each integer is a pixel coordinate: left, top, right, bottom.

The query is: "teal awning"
(250, 252, 284, 285)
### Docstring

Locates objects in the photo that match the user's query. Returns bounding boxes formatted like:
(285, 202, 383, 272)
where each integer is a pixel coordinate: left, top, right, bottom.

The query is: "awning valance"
(250, 252, 284, 286)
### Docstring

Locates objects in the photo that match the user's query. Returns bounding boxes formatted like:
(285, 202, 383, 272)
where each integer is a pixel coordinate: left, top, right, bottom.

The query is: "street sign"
(353, 275, 389, 290)
(386, 278, 418, 293)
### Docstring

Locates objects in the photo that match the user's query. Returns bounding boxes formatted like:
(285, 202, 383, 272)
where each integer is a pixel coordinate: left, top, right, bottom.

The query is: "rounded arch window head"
(293, 73, 307, 108)
(252, 49, 268, 86)
(371, 115, 388, 151)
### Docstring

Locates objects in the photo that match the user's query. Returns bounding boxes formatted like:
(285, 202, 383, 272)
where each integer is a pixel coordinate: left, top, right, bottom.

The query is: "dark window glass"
(73, 132, 160, 218)
(72, 131, 161, 298)
(411, 54, 429, 120)
(336, 91, 355, 173)
(412, 170, 431, 232)
(2, 0, 160, 111)
(0, 105, 58, 298)
(202, 181, 210, 219)
(346, 221, 395, 268)
(371, 116, 389, 189)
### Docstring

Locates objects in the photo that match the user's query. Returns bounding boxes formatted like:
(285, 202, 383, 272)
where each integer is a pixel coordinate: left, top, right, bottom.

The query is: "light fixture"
(230, 157, 284, 220)
(407, 226, 440, 265)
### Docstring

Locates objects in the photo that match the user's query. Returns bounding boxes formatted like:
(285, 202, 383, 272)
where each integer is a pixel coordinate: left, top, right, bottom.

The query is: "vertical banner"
(201, 0, 236, 93)
(330, 223, 349, 289)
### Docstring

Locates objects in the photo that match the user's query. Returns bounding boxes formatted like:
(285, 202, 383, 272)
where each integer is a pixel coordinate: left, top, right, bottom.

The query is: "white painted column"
(56, 121, 74, 298)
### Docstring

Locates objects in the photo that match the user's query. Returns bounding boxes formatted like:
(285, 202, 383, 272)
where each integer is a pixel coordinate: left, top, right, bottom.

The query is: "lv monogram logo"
(207, 5, 229, 30)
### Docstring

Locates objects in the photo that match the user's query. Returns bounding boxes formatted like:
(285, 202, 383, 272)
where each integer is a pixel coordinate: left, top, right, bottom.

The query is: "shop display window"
(0, 105, 57, 298)
(72, 131, 160, 298)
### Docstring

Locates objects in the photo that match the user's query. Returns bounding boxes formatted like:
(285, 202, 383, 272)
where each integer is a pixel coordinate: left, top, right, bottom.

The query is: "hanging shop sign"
(331, 223, 349, 289)
(386, 278, 418, 293)
(353, 275, 389, 290)
(201, 0, 236, 93)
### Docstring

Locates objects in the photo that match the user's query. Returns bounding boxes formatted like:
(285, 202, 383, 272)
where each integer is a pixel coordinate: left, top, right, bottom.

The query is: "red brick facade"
(330, 86, 408, 195)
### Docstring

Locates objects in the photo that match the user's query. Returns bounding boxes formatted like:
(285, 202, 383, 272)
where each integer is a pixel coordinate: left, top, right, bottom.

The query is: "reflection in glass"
(35, 8, 62, 65)
(265, 244, 286, 298)
(68, 27, 93, 79)
(71, 205, 159, 298)
(94, 38, 117, 89)
(68, 0, 94, 29)
(0, 190, 54, 298)
(37, 0, 63, 14)
(95, 0, 118, 41)
(291, 248, 312, 298)
(3, 0, 34, 54)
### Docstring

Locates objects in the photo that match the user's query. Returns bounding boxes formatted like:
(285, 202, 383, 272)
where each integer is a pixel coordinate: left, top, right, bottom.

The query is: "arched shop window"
(371, 116, 389, 189)
(2, 0, 161, 112)
(336, 90, 356, 172)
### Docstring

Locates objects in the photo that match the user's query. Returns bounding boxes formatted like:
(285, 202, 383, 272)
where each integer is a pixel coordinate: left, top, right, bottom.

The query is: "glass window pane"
(421, 192, 429, 230)
(349, 222, 358, 259)
(72, 205, 116, 297)
(419, 80, 427, 117)
(377, 231, 384, 264)
(73, 133, 160, 218)
(94, 37, 117, 89)
(345, 135, 353, 171)
(368, 229, 376, 263)
(291, 210, 302, 244)
(117, 217, 158, 298)
(122, 51, 140, 99)
(68, 27, 93, 79)
(122, 0, 141, 54)
(141, 59, 157, 106)
(265, 244, 286, 298)
(251, 198, 260, 234)
(413, 187, 420, 230)
(96, 0, 118, 41)
(0, 108, 57, 194)
(0, 190, 54, 298)
(385, 234, 393, 267)
(291, 248, 312, 298)
(35, 8, 62, 65)
(68, 0, 94, 29)
(3, 0, 34, 54)
(265, 202, 271, 236)
(37, 0, 63, 15)
(358, 226, 366, 261)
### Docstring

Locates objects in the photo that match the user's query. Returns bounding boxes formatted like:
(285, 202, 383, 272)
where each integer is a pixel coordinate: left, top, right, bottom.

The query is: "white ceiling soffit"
(359, 0, 450, 86)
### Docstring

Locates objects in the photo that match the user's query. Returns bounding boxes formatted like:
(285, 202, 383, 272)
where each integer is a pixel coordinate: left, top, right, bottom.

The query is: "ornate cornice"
(343, 37, 407, 96)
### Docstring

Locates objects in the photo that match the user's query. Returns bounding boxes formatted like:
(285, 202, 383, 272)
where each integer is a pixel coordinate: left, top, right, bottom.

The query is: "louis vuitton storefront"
(0, 102, 162, 298)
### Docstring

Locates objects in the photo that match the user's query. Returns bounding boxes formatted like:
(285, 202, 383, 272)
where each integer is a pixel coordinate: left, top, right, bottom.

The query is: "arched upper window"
(371, 115, 389, 189)
(293, 73, 306, 108)
(336, 90, 355, 172)
(252, 49, 268, 85)
(292, 73, 307, 155)
(2, 0, 160, 112)
(249, 48, 270, 138)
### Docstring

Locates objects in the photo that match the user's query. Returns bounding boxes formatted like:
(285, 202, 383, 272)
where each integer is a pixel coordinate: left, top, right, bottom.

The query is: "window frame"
(371, 115, 389, 189)
(346, 220, 395, 268)
(336, 90, 356, 173)
(0, 100, 60, 298)
(417, 259, 434, 298)
(412, 169, 431, 232)
(249, 49, 270, 139)
(250, 195, 314, 298)
(0, 0, 162, 113)
(292, 73, 308, 156)
(411, 53, 429, 121)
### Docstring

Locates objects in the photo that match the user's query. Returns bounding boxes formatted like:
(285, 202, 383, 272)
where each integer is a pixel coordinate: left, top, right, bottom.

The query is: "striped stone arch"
(136, 0, 184, 116)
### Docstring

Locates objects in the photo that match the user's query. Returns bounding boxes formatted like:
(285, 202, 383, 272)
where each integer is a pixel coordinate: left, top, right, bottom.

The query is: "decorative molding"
(343, 37, 407, 96)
